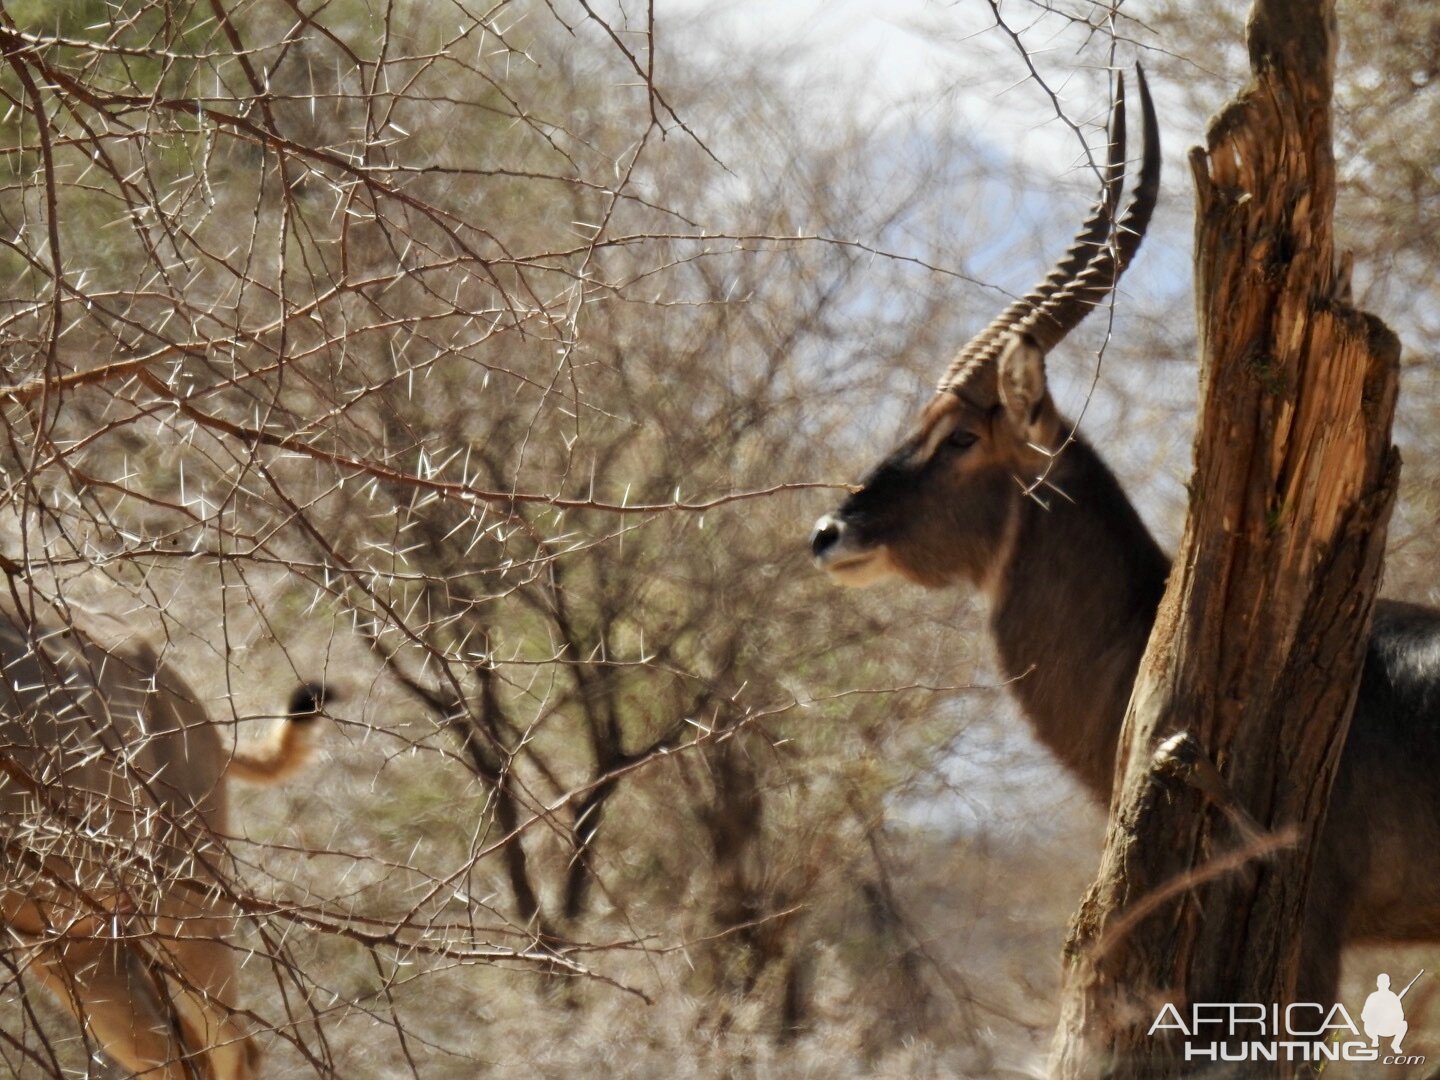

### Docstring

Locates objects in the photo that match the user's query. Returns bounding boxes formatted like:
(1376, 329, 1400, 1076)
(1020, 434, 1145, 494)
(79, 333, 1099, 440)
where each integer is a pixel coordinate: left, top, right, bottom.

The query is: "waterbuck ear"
(997, 332, 1048, 432)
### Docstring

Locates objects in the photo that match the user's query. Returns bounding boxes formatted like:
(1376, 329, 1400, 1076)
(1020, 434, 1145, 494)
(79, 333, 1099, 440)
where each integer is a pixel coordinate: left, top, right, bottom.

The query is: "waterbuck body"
(810, 70, 1440, 1006)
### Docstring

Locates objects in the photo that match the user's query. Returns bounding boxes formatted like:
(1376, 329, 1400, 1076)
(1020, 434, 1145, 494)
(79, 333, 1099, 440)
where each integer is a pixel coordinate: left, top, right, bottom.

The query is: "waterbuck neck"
(987, 433, 1171, 797)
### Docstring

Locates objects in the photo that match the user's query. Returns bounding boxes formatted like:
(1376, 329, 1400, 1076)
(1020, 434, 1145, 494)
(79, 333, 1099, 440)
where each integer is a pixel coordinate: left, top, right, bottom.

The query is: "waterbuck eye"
(947, 429, 978, 452)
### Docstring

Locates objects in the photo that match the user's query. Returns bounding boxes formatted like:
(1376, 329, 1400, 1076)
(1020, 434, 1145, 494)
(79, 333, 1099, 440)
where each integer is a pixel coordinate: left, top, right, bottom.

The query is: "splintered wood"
(1054, 1, 1401, 1077)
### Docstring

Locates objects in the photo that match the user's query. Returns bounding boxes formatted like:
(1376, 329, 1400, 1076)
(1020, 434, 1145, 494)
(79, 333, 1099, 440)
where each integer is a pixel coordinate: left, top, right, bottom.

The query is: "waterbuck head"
(811, 69, 1159, 592)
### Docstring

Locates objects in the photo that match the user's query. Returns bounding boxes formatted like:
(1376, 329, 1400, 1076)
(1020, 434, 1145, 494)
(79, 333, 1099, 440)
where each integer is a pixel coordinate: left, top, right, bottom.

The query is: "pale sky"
(662, 0, 1145, 170)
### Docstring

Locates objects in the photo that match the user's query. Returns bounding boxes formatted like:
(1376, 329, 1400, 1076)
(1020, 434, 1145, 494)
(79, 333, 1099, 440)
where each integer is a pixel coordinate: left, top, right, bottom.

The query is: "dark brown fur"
(811, 70, 1435, 1006)
(815, 394, 1440, 1006)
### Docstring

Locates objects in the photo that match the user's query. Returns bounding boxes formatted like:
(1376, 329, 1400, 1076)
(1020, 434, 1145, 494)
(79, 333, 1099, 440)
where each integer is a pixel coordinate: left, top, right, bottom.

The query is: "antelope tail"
(226, 683, 328, 784)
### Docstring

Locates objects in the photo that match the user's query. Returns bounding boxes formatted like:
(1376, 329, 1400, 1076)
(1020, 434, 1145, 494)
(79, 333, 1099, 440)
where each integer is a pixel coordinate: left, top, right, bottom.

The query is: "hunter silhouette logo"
(1363, 970, 1423, 1055)
(1147, 969, 1426, 1066)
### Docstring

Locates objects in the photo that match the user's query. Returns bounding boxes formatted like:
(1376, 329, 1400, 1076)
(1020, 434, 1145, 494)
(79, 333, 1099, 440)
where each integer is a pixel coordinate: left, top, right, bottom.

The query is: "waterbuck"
(0, 597, 325, 1079)
(810, 70, 1440, 1007)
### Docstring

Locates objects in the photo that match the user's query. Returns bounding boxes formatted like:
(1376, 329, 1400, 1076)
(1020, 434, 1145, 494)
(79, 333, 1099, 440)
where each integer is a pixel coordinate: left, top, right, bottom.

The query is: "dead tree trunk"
(1053, 1, 1401, 1076)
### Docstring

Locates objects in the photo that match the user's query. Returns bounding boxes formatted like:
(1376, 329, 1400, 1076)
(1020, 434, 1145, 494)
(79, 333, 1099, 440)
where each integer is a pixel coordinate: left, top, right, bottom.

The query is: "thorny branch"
(0, 1, 1106, 1075)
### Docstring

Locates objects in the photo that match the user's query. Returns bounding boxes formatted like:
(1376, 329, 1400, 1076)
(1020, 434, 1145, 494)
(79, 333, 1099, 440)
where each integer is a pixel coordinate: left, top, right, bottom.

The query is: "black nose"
(811, 518, 842, 558)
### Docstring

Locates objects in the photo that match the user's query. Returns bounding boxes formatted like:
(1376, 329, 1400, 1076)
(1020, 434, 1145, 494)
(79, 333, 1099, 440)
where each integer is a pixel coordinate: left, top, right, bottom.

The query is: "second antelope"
(810, 70, 1440, 1006)
(1, 599, 326, 1079)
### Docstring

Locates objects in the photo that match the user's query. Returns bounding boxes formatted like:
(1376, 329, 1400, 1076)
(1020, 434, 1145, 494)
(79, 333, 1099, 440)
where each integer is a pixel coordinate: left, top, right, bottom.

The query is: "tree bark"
(1054, 1, 1401, 1076)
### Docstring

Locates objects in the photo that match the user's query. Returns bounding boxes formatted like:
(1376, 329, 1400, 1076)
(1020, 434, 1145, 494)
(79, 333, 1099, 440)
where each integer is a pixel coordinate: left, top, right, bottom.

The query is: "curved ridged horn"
(940, 67, 1158, 397)
(1015, 66, 1160, 353)
(939, 73, 1130, 394)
